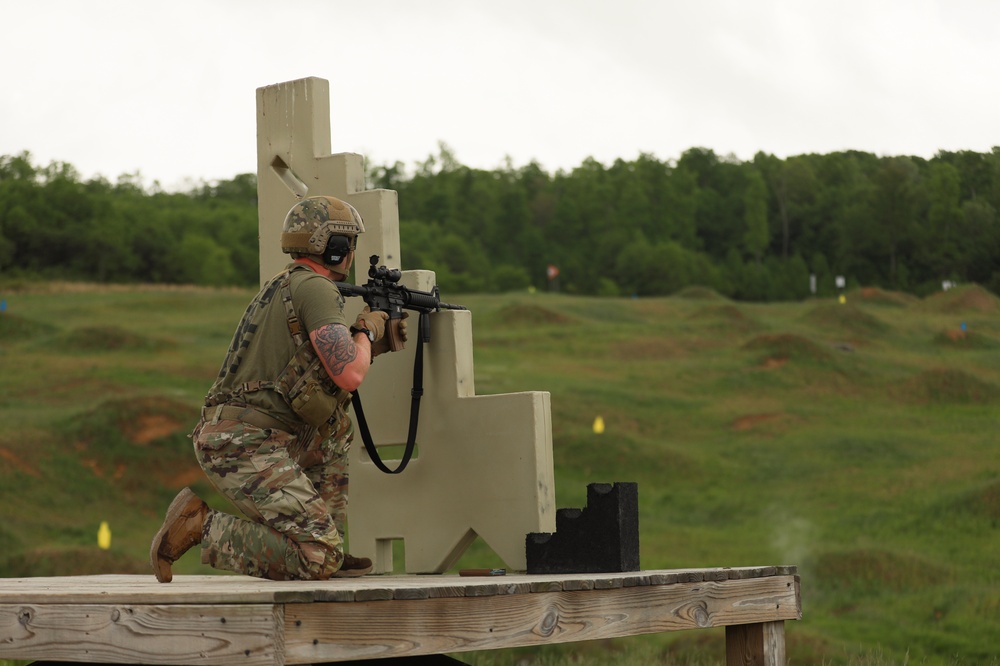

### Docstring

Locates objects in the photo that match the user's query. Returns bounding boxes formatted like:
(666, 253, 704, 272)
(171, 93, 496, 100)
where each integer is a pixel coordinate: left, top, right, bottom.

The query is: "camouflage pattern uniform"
(192, 262, 353, 580)
(192, 418, 350, 580)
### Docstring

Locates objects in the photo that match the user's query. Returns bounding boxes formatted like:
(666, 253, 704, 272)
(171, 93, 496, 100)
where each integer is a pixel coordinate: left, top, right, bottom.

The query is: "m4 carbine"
(335, 255, 466, 352)
(334, 254, 466, 474)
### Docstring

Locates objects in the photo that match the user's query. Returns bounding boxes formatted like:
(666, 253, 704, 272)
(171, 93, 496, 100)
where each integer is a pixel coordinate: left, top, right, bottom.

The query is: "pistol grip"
(388, 318, 406, 352)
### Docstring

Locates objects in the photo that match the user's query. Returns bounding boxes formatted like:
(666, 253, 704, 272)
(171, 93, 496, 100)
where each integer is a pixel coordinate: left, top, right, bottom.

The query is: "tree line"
(377, 144, 1000, 299)
(0, 154, 260, 287)
(1, 146, 998, 299)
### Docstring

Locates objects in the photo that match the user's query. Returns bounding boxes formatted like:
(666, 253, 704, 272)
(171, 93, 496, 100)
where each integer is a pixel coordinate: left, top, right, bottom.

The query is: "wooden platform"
(0, 566, 800, 665)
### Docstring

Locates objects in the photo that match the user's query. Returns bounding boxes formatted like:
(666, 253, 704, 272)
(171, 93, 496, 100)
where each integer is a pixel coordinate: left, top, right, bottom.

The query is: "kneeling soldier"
(151, 195, 406, 582)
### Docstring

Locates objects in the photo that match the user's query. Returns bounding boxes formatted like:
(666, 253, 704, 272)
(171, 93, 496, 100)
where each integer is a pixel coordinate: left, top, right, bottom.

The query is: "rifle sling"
(351, 312, 426, 474)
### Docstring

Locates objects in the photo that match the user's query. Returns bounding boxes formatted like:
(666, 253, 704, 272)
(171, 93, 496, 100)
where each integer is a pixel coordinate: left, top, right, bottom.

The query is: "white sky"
(2, 0, 997, 190)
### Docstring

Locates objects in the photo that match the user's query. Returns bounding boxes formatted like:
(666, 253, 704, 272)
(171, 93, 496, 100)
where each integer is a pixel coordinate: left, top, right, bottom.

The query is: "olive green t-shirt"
(208, 263, 348, 425)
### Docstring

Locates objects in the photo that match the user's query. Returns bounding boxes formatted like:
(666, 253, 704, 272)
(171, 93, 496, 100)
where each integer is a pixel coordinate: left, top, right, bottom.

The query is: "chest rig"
(205, 266, 352, 441)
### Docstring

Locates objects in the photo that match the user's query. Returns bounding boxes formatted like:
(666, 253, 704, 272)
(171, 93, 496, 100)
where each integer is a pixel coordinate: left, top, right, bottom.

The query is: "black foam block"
(525, 482, 639, 574)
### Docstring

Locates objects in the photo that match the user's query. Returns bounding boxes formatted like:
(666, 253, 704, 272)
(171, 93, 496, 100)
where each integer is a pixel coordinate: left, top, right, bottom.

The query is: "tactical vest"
(205, 266, 352, 441)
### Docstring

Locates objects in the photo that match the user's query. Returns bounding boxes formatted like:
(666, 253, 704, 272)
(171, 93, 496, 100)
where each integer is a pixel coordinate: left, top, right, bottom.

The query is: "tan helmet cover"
(280, 196, 365, 255)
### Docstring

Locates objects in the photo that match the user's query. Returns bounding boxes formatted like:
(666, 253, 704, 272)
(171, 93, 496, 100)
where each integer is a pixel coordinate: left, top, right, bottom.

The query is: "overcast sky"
(2, 0, 997, 190)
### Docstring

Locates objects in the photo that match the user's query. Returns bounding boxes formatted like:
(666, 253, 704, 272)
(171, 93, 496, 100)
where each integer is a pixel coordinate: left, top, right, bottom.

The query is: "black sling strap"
(350, 312, 427, 474)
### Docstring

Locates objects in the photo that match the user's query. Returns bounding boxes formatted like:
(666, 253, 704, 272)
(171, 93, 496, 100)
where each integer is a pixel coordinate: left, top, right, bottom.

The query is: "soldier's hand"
(354, 306, 388, 343)
(372, 311, 409, 358)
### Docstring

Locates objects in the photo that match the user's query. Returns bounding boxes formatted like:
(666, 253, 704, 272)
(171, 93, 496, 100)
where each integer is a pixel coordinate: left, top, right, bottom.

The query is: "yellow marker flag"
(838, 294, 846, 305)
(593, 416, 605, 434)
(97, 521, 111, 550)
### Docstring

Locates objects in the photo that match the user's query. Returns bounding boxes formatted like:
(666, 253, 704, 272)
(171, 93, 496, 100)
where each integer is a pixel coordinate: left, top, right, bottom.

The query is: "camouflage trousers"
(191, 416, 352, 580)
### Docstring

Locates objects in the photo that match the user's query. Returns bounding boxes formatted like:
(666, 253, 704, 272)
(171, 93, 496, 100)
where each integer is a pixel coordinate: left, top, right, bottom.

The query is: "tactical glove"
(353, 306, 388, 343)
(372, 311, 409, 357)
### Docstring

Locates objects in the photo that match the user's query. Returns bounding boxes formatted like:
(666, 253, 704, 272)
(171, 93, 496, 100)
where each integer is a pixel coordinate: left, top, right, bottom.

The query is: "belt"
(204, 404, 293, 432)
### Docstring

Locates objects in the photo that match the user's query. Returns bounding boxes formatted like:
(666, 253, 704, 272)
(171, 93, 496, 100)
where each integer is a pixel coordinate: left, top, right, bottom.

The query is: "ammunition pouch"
(277, 340, 352, 441)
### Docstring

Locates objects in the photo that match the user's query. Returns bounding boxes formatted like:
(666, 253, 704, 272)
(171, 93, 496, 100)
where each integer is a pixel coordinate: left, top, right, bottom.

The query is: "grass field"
(1, 280, 998, 665)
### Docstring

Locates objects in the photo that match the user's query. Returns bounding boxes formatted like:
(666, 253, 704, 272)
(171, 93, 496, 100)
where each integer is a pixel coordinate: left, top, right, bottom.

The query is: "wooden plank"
(0, 568, 799, 605)
(498, 580, 534, 596)
(622, 574, 651, 587)
(0, 569, 801, 664)
(726, 621, 786, 666)
(282, 575, 801, 663)
(0, 603, 282, 665)
(648, 571, 681, 585)
(354, 587, 395, 602)
(0, 575, 296, 605)
(392, 587, 430, 601)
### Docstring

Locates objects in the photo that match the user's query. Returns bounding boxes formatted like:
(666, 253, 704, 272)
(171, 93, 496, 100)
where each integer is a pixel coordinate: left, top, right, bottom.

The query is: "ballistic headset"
(323, 233, 357, 267)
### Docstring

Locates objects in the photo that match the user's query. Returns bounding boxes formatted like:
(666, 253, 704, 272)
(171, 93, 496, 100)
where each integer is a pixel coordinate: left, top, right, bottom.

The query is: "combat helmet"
(280, 196, 365, 263)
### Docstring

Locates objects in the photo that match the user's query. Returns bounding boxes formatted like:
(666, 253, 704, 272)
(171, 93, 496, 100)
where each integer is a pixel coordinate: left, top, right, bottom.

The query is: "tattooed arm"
(310, 323, 372, 392)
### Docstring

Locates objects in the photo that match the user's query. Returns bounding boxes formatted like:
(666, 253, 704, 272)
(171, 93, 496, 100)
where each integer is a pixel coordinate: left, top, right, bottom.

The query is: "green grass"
(1, 282, 999, 665)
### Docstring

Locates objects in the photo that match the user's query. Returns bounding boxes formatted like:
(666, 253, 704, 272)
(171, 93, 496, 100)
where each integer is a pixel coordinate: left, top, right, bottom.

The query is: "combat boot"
(333, 553, 373, 577)
(150, 487, 210, 583)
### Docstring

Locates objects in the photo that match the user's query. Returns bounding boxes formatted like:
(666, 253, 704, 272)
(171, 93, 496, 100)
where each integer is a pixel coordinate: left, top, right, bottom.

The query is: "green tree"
(678, 149, 746, 260)
(923, 162, 964, 280)
(961, 198, 999, 289)
(815, 151, 878, 284)
(871, 156, 919, 287)
(756, 153, 819, 260)
(743, 169, 770, 263)
(614, 236, 720, 296)
(435, 232, 491, 293)
(0, 230, 12, 272)
(662, 165, 700, 249)
(175, 233, 236, 286)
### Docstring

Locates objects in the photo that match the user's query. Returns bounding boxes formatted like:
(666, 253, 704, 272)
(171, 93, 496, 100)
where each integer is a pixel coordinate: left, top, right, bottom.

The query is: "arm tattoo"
(312, 324, 357, 376)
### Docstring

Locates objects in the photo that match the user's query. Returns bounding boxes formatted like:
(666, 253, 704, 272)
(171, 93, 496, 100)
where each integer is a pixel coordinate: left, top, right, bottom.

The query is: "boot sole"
(150, 487, 197, 583)
(332, 563, 373, 578)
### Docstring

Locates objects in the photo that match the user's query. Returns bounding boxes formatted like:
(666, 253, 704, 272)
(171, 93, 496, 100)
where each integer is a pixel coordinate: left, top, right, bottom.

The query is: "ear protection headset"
(323, 234, 356, 266)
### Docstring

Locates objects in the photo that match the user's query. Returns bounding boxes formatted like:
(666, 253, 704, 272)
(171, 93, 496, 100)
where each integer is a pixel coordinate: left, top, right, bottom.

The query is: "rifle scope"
(368, 255, 401, 284)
